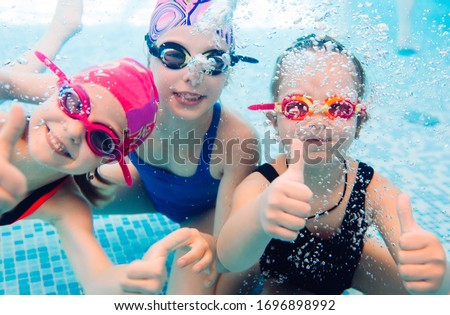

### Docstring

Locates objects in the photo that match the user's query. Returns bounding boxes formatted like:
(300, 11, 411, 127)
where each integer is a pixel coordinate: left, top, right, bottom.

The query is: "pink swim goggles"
(35, 51, 159, 186)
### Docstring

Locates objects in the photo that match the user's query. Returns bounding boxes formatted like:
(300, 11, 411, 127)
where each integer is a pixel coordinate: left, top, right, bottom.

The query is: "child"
(98, 0, 262, 294)
(217, 34, 449, 294)
(0, 52, 214, 294)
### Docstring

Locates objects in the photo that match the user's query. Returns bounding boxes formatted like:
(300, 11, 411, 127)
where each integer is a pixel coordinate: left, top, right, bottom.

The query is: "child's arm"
(217, 139, 312, 272)
(368, 174, 448, 294)
(208, 119, 260, 274)
(0, 106, 27, 212)
(47, 189, 215, 294)
(0, 0, 82, 103)
(395, 193, 449, 294)
(9, 0, 82, 73)
(0, 71, 58, 103)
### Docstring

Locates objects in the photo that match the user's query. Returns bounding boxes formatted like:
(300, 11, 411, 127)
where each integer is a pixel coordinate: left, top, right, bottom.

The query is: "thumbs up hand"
(0, 105, 27, 213)
(258, 138, 313, 241)
(396, 193, 448, 294)
(120, 228, 217, 294)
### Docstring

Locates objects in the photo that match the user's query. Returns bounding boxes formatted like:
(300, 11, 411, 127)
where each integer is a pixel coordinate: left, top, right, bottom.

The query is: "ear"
(355, 110, 369, 139)
(266, 111, 278, 128)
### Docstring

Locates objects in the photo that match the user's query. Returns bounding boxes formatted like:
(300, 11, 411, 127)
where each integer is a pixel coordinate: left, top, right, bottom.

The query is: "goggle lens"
(283, 100, 310, 120)
(60, 87, 84, 115)
(90, 129, 117, 156)
(153, 42, 229, 76)
(160, 47, 187, 69)
(327, 100, 355, 119)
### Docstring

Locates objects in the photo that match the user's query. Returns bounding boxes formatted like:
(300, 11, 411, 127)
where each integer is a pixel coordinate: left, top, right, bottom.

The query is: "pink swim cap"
(148, 0, 234, 50)
(35, 51, 159, 186)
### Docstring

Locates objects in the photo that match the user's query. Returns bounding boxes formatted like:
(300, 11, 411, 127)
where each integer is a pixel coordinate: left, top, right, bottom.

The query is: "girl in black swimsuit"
(217, 34, 449, 295)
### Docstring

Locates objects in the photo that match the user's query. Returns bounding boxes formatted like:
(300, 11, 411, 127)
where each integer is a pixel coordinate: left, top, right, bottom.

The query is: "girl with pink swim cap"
(0, 47, 215, 293)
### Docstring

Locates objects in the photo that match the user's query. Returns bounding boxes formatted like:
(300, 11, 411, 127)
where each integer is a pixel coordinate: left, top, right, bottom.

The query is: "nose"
(300, 115, 329, 136)
(182, 57, 206, 87)
(63, 118, 85, 145)
(308, 121, 326, 131)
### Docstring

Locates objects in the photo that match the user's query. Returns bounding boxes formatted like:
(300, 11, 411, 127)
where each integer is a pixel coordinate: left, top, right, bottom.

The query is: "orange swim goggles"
(248, 94, 366, 121)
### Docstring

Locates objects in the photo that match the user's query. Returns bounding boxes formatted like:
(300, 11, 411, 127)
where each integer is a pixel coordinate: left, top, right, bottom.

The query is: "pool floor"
(0, 214, 178, 294)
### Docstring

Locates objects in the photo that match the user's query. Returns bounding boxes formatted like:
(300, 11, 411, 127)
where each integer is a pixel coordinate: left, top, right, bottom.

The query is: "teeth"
(177, 93, 202, 101)
(47, 131, 69, 155)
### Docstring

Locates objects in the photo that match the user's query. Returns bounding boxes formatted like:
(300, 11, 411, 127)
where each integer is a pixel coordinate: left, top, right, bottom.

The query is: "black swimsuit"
(257, 161, 374, 294)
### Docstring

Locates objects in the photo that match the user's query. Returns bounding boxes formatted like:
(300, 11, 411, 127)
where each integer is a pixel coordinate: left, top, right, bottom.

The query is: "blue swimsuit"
(129, 103, 222, 223)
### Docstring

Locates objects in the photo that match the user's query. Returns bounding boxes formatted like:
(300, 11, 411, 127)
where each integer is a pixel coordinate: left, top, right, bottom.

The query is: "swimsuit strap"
(342, 161, 373, 232)
(254, 163, 280, 183)
(0, 176, 69, 226)
(199, 102, 221, 168)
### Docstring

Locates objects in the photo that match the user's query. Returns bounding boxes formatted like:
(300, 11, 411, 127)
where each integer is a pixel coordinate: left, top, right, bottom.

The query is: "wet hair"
(270, 34, 368, 133)
(73, 171, 115, 208)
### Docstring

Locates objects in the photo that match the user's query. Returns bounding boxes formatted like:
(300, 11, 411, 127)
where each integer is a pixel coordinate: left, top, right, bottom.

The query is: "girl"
(217, 34, 449, 294)
(98, 0, 262, 294)
(0, 52, 214, 294)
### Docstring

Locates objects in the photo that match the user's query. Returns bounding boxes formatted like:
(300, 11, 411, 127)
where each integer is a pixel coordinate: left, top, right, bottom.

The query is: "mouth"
(45, 125, 73, 159)
(173, 91, 206, 105)
(305, 138, 325, 146)
(303, 137, 331, 145)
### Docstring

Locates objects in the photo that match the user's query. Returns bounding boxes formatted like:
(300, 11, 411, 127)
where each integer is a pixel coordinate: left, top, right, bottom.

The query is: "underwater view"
(0, 0, 449, 295)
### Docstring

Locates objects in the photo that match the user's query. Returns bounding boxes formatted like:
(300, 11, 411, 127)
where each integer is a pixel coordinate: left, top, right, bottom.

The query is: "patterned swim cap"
(148, 0, 235, 51)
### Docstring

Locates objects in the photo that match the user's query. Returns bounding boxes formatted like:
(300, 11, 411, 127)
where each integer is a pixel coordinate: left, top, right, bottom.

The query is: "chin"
(303, 151, 329, 166)
(170, 104, 211, 121)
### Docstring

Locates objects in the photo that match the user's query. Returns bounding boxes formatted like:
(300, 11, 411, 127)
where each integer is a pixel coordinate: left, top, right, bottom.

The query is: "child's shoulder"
(262, 154, 288, 175)
(219, 106, 259, 139)
(36, 178, 91, 222)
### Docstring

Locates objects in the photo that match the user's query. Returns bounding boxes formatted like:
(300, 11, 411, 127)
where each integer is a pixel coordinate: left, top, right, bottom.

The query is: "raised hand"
(396, 193, 448, 294)
(120, 227, 216, 294)
(174, 229, 218, 288)
(258, 138, 313, 241)
(0, 105, 27, 213)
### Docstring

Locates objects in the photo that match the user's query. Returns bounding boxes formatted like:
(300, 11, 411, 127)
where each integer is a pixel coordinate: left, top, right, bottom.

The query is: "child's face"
(273, 50, 359, 165)
(28, 83, 127, 175)
(149, 26, 229, 121)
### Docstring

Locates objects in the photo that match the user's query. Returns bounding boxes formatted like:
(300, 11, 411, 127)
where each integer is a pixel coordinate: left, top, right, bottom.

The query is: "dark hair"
(270, 34, 368, 134)
(270, 34, 366, 100)
(73, 171, 116, 208)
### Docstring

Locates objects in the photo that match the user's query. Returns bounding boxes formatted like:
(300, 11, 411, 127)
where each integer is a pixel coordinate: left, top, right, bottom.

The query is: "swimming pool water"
(0, 0, 448, 294)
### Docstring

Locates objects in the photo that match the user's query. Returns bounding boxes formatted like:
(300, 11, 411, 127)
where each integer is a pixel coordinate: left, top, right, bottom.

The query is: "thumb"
(396, 193, 420, 234)
(285, 138, 305, 183)
(0, 105, 26, 161)
(143, 228, 193, 261)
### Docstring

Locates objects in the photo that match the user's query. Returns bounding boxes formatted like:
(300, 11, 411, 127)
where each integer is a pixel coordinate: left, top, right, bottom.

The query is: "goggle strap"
(117, 155, 132, 187)
(35, 51, 69, 84)
(248, 103, 276, 111)
(230, 55, 259, 66)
